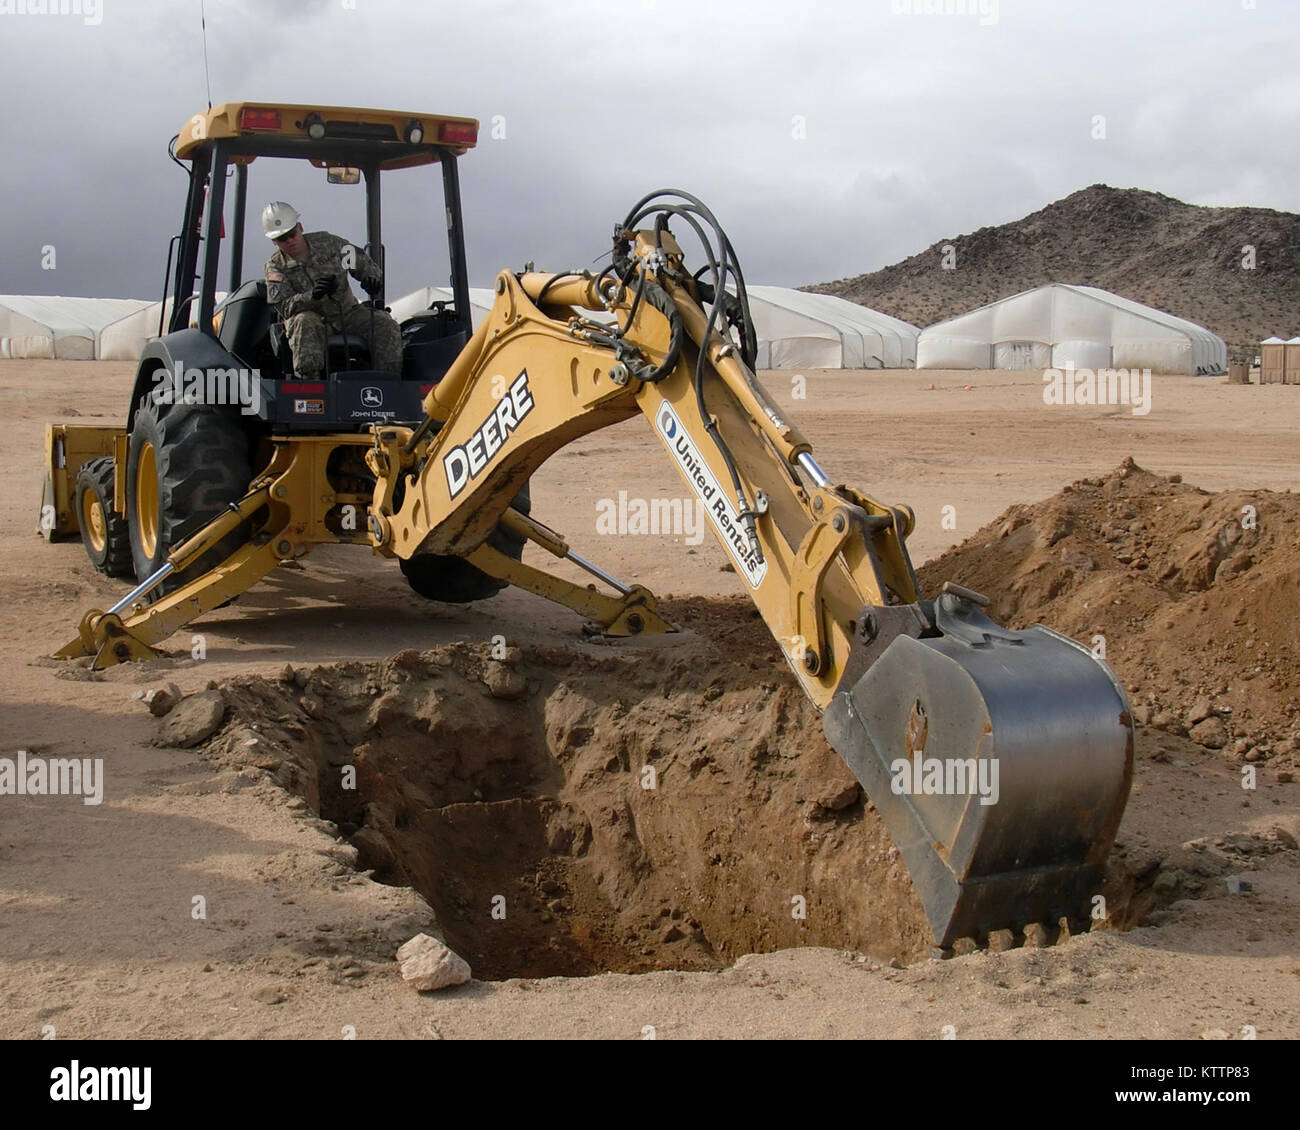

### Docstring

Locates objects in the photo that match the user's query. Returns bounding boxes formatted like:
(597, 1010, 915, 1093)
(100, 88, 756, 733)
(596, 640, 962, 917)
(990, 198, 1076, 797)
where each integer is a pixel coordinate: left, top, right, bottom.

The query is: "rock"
(1057, 916, 1072, 942)
(1229, 738, 1251, 758)
(250, 986, 287, 1005)
(1278, 771, 1294, 784)
(483, 663, 527, 700)
(1273, 737, 1298, 756)
(815, 782, 861, 811)
(719, 562, 736, 573)
(1188, 716, 1228, 749)
(499, 646, 523, 667)
(1185, 696, 1214, 726)
(952, 936, 979, 956)
(986, 928, 1016, 953)
(138, 682, 183, 717)
(1225, 876, 1253, 894)
(156, 690, 227, 747)
(1132, 703, 1152, 726)
(279, 664, 295, 683)
(397, 933, 471, 991)
(1152, 867, 1182, 892)
(1022, 923, 1050, 948)
(1151, 710, 1186, 736)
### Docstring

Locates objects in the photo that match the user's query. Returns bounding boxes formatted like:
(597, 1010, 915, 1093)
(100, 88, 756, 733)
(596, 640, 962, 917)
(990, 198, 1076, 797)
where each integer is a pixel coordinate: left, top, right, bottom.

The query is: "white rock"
(396, 933, 471, 991)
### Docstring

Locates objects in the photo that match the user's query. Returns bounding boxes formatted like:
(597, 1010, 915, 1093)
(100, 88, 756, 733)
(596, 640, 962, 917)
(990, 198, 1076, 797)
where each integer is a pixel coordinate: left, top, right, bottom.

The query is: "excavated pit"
(201, 592, 1204, 979)
(207, 601, 941, 979)
(195, 460, 1300, 979)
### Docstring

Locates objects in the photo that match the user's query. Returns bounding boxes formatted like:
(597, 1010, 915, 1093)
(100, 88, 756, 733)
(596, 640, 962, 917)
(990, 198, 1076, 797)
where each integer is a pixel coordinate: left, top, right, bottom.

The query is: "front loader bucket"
(824, 608, 1133, 948)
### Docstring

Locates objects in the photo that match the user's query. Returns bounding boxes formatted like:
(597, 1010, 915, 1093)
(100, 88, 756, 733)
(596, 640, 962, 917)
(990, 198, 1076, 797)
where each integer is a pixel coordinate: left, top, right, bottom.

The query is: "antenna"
(201, 0, 213, 110)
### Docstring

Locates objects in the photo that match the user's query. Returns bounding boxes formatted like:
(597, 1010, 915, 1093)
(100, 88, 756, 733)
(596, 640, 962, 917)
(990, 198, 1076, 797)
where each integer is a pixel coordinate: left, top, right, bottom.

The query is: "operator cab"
(156, 103, 481, 431)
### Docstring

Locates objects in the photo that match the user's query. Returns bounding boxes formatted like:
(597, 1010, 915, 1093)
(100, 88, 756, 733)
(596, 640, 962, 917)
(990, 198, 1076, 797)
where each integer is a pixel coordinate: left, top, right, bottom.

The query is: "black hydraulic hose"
(618, 264, 648, 335)
(534, 270, 587, 306)
(624, 191, 758, 370)
(636, 278, 683, 383)
(622, 191, 758, 552)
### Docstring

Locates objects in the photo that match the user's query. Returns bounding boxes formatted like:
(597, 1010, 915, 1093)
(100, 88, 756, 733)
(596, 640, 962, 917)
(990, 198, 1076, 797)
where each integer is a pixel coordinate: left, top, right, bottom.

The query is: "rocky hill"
(809, 185, 1300, 351)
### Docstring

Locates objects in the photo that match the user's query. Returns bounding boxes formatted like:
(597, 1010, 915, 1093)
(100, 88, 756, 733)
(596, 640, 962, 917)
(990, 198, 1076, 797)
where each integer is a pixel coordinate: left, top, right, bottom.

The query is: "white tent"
(0, 295, 151, 360)
(389, 286, 495, 327)
(388, 284, 921, 370)
(96, 293, 231, 360)
(99, 300, 167, 360)
(917, 284, 1226, 375)
(748, 287, 918, 368)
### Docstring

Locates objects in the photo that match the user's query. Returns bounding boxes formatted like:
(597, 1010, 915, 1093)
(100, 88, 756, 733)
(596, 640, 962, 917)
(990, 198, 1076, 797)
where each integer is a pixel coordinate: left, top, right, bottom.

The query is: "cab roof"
(173, 102, 479, 169)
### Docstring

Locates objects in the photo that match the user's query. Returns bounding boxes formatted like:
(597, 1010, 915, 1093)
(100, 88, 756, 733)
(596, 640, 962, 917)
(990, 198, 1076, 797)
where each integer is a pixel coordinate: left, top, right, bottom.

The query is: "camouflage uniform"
(264, 232, 402, 377)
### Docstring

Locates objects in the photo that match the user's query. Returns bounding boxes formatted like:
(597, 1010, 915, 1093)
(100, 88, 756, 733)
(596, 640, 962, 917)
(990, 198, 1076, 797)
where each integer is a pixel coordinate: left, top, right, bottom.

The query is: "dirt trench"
(206, 611, 937, 980)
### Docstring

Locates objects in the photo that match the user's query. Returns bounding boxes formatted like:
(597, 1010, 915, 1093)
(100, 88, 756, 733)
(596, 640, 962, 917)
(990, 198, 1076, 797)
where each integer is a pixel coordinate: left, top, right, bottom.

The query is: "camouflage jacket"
(264, 232, 381, 321)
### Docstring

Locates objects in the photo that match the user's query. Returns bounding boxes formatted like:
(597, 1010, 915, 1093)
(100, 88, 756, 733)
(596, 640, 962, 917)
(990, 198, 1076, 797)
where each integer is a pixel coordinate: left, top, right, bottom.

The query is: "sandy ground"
(0, 360, 1297, 1040)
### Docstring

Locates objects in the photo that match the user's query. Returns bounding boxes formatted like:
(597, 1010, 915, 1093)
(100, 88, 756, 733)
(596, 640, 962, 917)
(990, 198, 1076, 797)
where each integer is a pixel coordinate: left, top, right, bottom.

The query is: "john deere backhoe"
(43, 103, 1133, 949)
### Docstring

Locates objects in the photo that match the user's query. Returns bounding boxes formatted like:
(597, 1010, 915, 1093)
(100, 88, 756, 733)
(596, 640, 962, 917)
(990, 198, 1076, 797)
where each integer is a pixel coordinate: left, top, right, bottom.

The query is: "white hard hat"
(262, 201, 301, 240)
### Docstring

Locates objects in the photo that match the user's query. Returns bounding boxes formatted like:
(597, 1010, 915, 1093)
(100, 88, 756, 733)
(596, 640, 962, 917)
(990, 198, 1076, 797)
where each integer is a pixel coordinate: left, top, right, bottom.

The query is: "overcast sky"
(1, 0, 1296, 301)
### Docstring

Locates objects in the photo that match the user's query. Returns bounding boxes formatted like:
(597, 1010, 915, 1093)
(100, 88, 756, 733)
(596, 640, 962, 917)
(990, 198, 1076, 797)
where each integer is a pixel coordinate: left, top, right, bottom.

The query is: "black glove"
(360, 274, 382, 298)
(311, 275, 338, 300)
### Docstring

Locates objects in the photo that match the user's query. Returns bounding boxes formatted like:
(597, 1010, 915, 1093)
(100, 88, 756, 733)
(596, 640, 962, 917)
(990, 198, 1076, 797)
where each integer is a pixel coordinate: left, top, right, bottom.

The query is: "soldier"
(261, 201, 403, 377)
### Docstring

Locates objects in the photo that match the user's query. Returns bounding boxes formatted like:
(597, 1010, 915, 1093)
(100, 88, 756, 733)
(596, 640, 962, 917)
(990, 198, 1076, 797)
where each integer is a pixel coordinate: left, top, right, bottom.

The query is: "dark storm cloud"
(0, 0, 1295, 302)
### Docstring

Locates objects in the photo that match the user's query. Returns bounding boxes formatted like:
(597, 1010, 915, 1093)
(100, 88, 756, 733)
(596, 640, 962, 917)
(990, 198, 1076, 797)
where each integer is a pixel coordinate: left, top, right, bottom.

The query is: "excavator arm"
(365, 192, 1134, 948)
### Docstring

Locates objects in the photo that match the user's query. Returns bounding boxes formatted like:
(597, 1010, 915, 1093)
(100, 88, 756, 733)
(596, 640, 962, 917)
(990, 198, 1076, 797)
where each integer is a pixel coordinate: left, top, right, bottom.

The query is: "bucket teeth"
(931, 917, 1078, 958)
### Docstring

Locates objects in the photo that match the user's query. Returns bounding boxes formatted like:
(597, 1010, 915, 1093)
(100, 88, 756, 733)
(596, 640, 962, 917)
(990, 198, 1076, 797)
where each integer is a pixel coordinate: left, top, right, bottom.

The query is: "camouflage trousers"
(283, 303, 402, 377)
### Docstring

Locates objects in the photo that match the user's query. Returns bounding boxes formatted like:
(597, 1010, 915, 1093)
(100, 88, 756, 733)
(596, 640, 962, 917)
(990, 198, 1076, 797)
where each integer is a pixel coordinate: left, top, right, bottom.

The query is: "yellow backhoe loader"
(42, 104, 1133, 949)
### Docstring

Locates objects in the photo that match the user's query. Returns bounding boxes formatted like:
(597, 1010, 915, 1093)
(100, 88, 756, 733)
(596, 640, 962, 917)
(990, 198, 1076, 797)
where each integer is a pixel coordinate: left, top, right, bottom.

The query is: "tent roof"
(0, 295, 151, 335)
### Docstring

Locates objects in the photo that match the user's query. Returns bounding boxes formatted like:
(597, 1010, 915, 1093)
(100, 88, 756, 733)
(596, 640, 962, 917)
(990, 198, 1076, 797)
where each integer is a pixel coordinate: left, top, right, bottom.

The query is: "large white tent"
(0, 295, 151, 360)
(389, 286, 495, 327)
(389, 285, 919, 371)
(99, 300, 167, 360)
(748, 287, 918, 369)
(916, 284, 1226, 375)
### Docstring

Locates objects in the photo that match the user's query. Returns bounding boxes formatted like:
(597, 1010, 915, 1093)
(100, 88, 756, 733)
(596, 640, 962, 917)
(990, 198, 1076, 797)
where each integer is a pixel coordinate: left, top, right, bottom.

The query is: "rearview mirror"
(326, 167, 361, 185)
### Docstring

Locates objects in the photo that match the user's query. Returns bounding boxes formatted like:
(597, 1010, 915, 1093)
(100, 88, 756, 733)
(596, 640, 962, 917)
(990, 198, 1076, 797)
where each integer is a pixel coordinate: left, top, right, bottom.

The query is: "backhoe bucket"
(824, 601, 1133, 948)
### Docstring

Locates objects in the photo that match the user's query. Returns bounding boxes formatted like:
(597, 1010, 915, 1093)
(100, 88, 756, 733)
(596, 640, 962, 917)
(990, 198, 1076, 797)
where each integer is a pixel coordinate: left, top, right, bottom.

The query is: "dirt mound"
(205, 636, 935, 979)
(810, 184, 1300, 350)
(918, 458, 1300, 764)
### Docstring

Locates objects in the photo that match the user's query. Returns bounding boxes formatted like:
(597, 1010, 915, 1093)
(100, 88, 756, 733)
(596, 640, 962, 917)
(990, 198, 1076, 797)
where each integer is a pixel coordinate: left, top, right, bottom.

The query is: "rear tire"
(75, 456, 132, 577)
(401, 482, 531, 603)
(126, 399, 254, 598)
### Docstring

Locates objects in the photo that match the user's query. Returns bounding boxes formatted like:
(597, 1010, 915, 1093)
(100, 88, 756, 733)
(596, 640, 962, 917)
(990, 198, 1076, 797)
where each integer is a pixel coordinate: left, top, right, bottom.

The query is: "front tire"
(401, 482, 531, 603)
(126, 399, 254, 597)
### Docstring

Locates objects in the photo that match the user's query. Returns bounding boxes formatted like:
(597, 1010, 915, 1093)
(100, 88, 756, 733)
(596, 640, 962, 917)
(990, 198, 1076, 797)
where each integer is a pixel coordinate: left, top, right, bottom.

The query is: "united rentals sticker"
(655, 401, 766, 587)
